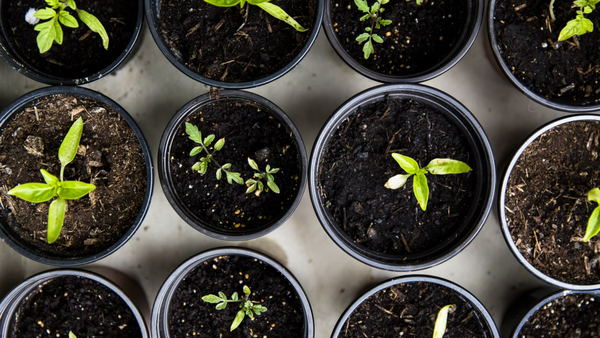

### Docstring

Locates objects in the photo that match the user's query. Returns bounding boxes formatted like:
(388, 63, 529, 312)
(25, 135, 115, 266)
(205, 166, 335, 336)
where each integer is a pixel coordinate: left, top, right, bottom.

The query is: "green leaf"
(243, 285, 251, 295)
(221, 163, 232, 170)
(227, 172, 243, 185)
(372, 34, 384, 43)
(59, 10, 79, 28)
(218, 291, 227, 299)
(575, 0, 589, 6)
(255, 2, 308, 32)
(253, 305, 267, 315)
(76, 9, 109, 49)
(232, 292, 239, 301)
(65, 0, 77, 9)
(35, 18, 58, 53)
(356, 32, 370, 42)
(244, 300, 252, 308)
(8, 183, 56, 203)
(266, 173, 274, 182)
(185, 123, 203, 144)
(268, 167, 280, 174)
(363, 39, 374, 59)
(192, 162, 202, 171)
(59, 117, 84, 168)
(413, 173, 429, 211)
(384, 174, 412, 190)
(558, 17, 594, 41)
(380, 19, 392, 25)
(589, 188, 600, 203)
(40, 169, 59, 187)
(247, 0, 271, 4)
(231, 309, 245, 331)
(190, 146, 203, 156)
(267, 181, 280, 194)
(216, 302, 227, 310)
(246, 183, 257, 194)
(69, 332, 77, 338)
(47, 197, 66, 244)
(204, 0, 243, 7)
(53, 16, 64, 45)
(34, 8, 57, 20)
(214, 138, 225, 151)
(370, 2, 380, 14)
(584, 206, 600, 241)
(354, 0, 370, 12)
(433, 305, 454, 338)
(425, 159, 472, 175)
(202, 294, 223, 303)
(360, 13, 371, 21)
(45, 0, 60, 8)
(248, 158, 259, 171)
(257, 181, 264, 191)
(216, 168, 222, 180)
(200, 161, 208, 175)
(204, 134, 215, 147)
(391, 153, 420, 174)
(57, 181, 95, 200)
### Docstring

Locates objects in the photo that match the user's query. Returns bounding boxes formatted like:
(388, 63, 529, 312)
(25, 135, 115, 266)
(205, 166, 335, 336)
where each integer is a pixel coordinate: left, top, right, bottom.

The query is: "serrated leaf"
(76, 9, 109, 49)
(370, 2, 380, 13)
(248, 158, 259, 171)
(185, 123, 203, 144)
(59, 10, 79, 28)
(360, 13, 371, 21)
(227, 172, 243, 185)
(363, 39, 374, 59)
(216, 302, 227, 310)
(59, 117, 84, 168)
(243, 285, 251, 295)
(356, 32, 370, 42)
(267, 181, 280, 194)
(190, 146, 203, 156)
(47, 197, 66, 244)
(204, 134, 215, 147)
(433, 305, 454, 338)
(372, 34, 383, 43)
(214, 138, 225, 151)
(413, 173, 429, 211)
(57, 181, 95, 200)
(384, 174, 412, 190)
(425, 159, 472, 175)
(34, 8, 57, 20)
(391, 153, 420, 174)
(35, 18, 58, 53)
(255, 2, 308, 32)
(584, 206, 600, 241)
(202, 294, 223, 303)
(354, 0, 370, 12)
(231, 309, 245, 331)
(7, 183, 56, 203)
(40, 169, 59, 187)
(558, 17, 593, 41)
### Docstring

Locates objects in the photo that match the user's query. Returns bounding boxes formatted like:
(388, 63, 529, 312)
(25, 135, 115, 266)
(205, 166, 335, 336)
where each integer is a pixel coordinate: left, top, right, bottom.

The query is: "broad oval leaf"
(53, 16, 64, 45)
(59, 10, 79, 28)
(218, 291, 227, 299)
(57, 181, 96, 200)
(257, 181, 264, 191)
(425, 159, 472, 175)
(214, 138, 225, 151)
(200, 161, 209, 175)
(47, 197, 66, 244)
(40, 169, 59, 187)
(216, 168, 222, 180)
(363, 39, 374, 59)
(372, 34, 384, 43)
(216, 302, 227, 310)
(230, 309, 246, 331)
(433, 304, 454, 338)
(356, 32, 370, 42)
(391, 153, 420, 174)
(190, 146, 203, 156)
(384, 174, 412, 190)
(267, 181, 280, 194)
(34, 8, 57, 20)
(232, 292, 239, 301)
(69, 332, 77, 338)
(589, 188, 600, 203)
(584, 206, 600, 241)
(65, 0, 77, 9)
(248, 158, 259, 171)
(413, 173, 429, 211)
(204, 134, 215, 147)
(243, 285, 251, 295)
(8, 183, 55, 203)
(255, 2, 308, 32)
(202, 294, 222, 303)
(76, 9, 109, 49)
(192, 162, 202, 171)
(246, 183, 257, 194)
(59, 117, 84, 168)
(204, 0, 243, 7)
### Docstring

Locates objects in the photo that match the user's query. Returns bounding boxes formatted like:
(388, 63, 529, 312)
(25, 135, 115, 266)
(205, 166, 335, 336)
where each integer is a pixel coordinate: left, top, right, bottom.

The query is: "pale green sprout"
(384, 153, 472, 211)
(33, 0, 109, 54)
(245, 158, 280, 195)
(557, 0, 600, 41)
(69, 332, 77, 338)
(583, 188, 600, 241)
(354, 0, 392, 59)
(185, 123, 243, 185)
(7, 117, 96, 244)
(432, 304, 454, 338)
(202, 285, 268, 331)
(203, 0, 307, 32)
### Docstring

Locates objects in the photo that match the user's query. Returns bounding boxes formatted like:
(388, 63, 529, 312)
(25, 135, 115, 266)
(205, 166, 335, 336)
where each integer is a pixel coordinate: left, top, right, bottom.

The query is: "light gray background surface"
(0, 23, 568, 336)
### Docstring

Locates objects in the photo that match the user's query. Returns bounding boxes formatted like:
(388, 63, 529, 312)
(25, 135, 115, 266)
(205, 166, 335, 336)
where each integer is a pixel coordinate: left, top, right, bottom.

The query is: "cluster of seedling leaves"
(433, 304, 454, 338)
(354, 0, 392, 59)
(557, 0, 600, 41)
(384, 153, 472, 211)
(246, 158, 280, 195)
(7, 117, 96, 244)
(203, 0, 307, 32)
(33, 0, 109, 53)
(202, 285, 268, 331)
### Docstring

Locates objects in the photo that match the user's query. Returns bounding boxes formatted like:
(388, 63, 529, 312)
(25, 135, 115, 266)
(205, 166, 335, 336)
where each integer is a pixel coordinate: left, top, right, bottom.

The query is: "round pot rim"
(330, 274, 500, 338)
(499, 114, 600, 290)
(487, 0, 600, 112)
(0, 268, 149, 338)
(322, 0, 484, 83)
(143, 0, 324, 89)
(150, 246, 315, 338)
(0, 0, 144, 86)
(0, 86, 154, 266)
(308, 83, 496, 271)
(158, 90, 307, 241)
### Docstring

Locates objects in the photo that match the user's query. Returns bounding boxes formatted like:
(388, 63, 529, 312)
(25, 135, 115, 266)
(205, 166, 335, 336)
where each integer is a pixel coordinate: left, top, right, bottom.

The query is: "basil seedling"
(203, 0, 308, 32)
(354, 0, 393, 59)
(245, 158, 280, 195)
(384, 153, 472, 211)
(8, 117, 96, 244)
(557, 0, 599, 41)
(433, 304, 454, 338)
(583, 188, 600, 241)
(32, 0, 109, 53)
(202, 285, 268, 331)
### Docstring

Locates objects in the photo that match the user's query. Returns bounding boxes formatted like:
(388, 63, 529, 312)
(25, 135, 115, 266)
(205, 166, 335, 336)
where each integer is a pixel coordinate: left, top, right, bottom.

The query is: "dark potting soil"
(505, 121, 600, 285)
(519, 293, 600, 337)
(169, 255, 305, 338)
(318, 96, 476, 256)
(9, 275, 142, 338)
(169, 99, 301, 231)
(158, 0, 318, 83)
(494, 0, 600, 104)
(2, 0, 138, 79)
(330, 0, 467, 76)
(340, 282, 491, 338)
(0, 94, 147, 258)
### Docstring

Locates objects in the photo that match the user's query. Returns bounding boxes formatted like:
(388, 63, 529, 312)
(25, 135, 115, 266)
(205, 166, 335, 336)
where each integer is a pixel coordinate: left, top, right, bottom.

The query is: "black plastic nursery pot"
(144, 0, 324, 89)
(0, 0, 144, 85)
(499, 115, 600, 290)
(0, 269, 149, 337)
(151, 247, 314, 338)
(158, 90, 307, 241)
(488, 0, 600, 112)
(323, 0, 483, 83)
(331, 275, 500, 337)
(309, 84, 495, 271)
(0, 86, 154, 266)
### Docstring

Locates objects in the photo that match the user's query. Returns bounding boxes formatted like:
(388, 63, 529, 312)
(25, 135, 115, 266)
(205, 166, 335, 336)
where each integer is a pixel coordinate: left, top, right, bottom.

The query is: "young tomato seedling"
(202, 285, 268, 331)
(384, 153, 472, 211)
(7, 117, 96, 244)
(583, 188, 600, 241)
(31, 0, 109, 53)
(186, 123, 243, 185)
(245, 158, 280, 195)
(432, 304, 454, 338)
(556, 0, 599, 41)
(203, 0, 308, 32)
(354, 0, 392, 59)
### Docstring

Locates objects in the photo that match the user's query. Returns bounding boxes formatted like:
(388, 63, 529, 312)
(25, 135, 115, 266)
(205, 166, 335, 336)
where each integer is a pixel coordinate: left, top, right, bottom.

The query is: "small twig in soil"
(514, 3, 527, 11)
(375, 304, 398, 317)
(549, 0, 556, 21)
(401, 234, 411, 253)
(265, 14, 273, 33)
(560, 83, 576, 95)
(237, 4, 251, 31)
(384, 128, 402, 155)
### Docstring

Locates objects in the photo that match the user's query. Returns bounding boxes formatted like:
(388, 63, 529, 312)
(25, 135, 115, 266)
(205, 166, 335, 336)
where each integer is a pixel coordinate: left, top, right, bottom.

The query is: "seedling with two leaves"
(32, 0, 109, 53)
(7, 117, 96, 244)
(354, 0, 392, 59)
(554, 0, 599, 41)
(202, 285, 268, 331)
(433, 304, 454, 338)
(384, 153, 472, 211)
(204, 0, 307, 32)
(246, 158, 280, 195)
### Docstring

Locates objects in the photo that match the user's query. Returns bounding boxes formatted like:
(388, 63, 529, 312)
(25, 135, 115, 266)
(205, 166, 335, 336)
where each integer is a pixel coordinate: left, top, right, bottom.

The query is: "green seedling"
(354, 0, 392, 59)
(186, 123, 243, 185)
(583, 188, 600, 241)
(432, 304, 454, 338)
(384, 153, 472, 211)
(204, 0, 307, 32)
(32, 0, 109, 54)
(7, 117, 95, 244)
(202, 285, 268, 332)
(69, 332, 77, 338)
(245, 158, 280, 195)
(556, 0, 600, 41)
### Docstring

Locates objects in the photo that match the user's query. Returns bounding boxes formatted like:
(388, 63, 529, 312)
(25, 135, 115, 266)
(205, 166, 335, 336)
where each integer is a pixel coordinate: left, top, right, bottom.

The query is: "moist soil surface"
(505, 121, 600, 285)
(158, 0, 318, 83)
(3, 0, 138, 80)
(519, 293, 600, 337)
(9, 275, 142, 338)
(340, 282, 491, 338)
(169, 255, 305, 338)
(493, 0, 600, 104)
(330, 0, 467, 77)
(169, 98, 301, 232)
(0, 94, 147, 258)
(318, 96, 476, 256)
